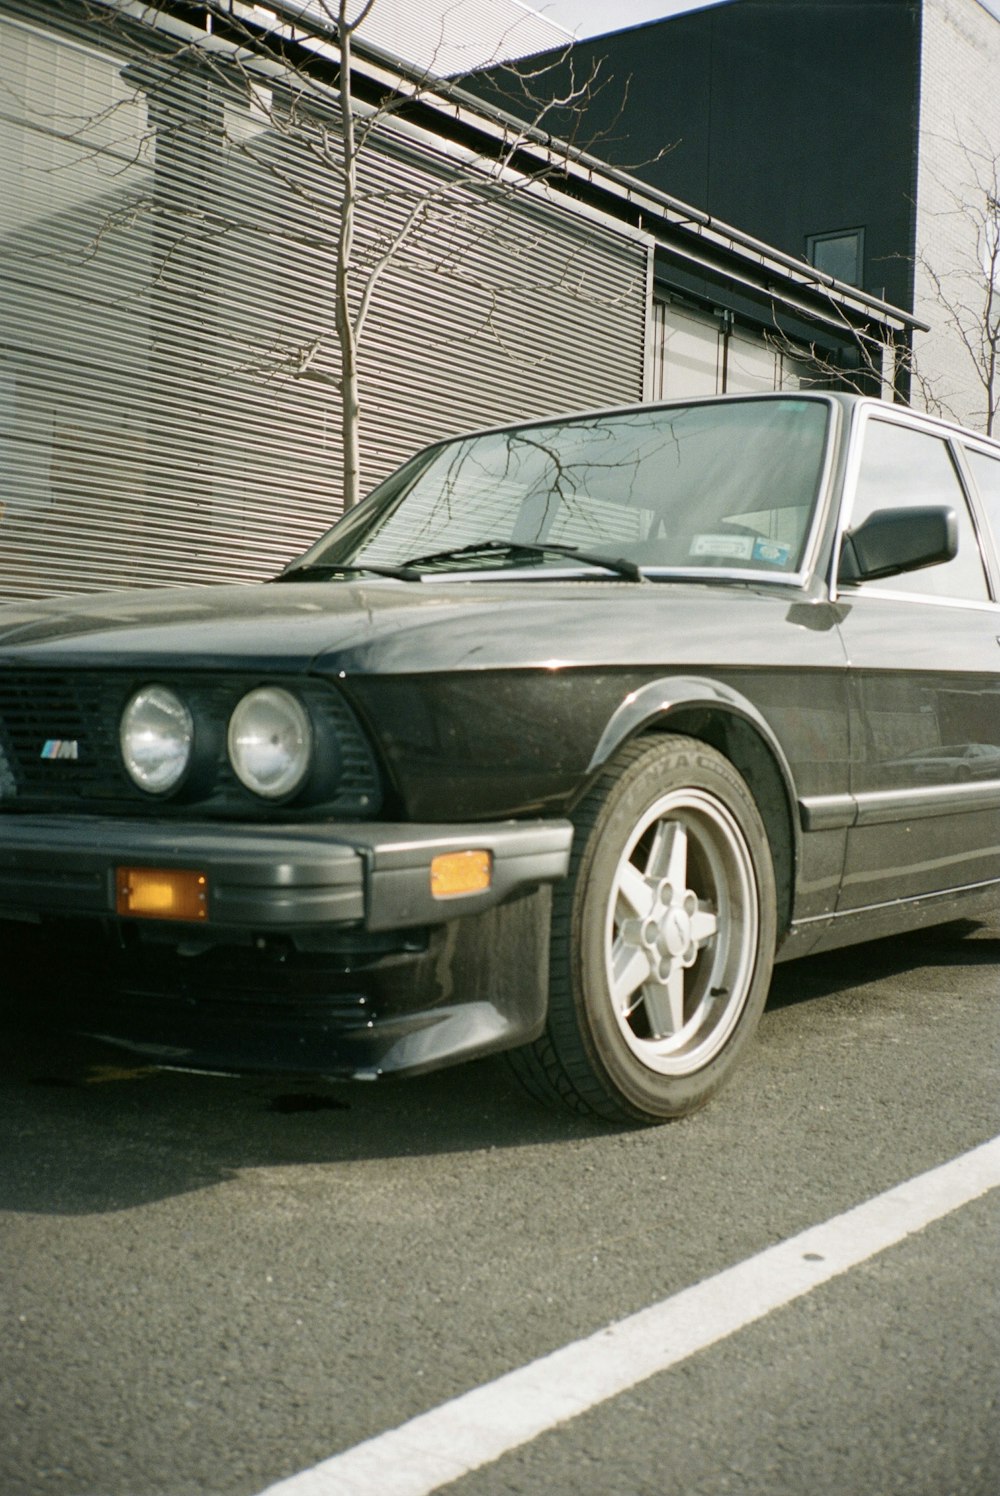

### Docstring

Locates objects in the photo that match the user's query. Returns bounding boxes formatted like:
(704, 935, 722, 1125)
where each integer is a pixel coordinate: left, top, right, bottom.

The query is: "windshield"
(294, 397, 831, 578)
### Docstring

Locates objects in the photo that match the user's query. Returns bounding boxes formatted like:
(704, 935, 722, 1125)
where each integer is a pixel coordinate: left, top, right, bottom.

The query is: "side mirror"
(839, 505, 958, 583)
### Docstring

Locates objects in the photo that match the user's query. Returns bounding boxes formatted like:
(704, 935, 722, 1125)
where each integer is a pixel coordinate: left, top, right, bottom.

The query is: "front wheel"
(510, 735, 777, 1123)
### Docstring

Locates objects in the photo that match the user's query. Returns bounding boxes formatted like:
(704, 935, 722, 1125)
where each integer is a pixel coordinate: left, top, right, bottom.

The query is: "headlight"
(120, 685, 194, 794)
(228, 687, 312, 799)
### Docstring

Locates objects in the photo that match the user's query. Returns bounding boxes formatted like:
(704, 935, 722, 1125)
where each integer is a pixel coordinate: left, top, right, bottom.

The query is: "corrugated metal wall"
(0, 2, 649, 600)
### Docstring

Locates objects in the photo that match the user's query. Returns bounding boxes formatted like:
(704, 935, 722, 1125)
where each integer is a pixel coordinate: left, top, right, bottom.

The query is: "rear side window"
(849, 420, 989, 601)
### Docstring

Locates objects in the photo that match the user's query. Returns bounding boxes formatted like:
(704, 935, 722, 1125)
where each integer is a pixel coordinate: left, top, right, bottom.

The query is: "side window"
(848, 420, 989, 600)
(965, 448, 1000, 558)
(806, 228, 864, 288)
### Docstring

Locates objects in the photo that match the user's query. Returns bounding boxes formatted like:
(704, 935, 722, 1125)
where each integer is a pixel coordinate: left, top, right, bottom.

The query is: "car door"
(833, 407, 1000, 913)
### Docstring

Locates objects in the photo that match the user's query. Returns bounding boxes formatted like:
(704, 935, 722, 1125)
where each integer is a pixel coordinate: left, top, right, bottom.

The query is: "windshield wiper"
(274, 561, 420, 583)
(400, 540, 645, 582)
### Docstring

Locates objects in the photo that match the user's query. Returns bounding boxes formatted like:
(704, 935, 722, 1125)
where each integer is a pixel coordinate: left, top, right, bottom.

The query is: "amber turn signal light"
(116, 866, 208, 920)
(429, 849, 492, 898)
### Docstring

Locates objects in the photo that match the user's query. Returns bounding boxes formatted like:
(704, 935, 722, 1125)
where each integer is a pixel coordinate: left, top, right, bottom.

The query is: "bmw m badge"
(40, 740, 79, 760)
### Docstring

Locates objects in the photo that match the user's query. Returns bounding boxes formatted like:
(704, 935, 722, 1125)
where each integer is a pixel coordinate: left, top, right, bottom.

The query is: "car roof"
(424, 390, 1000, 457)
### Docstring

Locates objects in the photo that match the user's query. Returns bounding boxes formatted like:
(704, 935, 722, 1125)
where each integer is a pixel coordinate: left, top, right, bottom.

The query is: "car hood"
(0, 575, 810, 674)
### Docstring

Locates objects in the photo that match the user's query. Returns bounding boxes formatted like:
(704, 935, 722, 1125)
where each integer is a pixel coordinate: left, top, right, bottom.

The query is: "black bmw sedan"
(1, 391, 998, 1122)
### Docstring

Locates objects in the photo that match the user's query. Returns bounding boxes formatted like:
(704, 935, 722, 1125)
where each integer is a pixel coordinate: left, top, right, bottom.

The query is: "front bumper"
(0, 814, 573, 1078)
(0, 813, 572, 933)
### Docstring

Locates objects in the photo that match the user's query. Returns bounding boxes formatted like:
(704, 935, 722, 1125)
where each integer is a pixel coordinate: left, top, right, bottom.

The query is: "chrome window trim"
(839, 586, 1000, 613)
(952, 441, 1000, 598)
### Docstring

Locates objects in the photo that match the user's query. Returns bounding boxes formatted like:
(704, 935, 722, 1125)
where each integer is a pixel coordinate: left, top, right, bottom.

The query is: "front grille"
(0, 670, 381, 818)
(0, 673, 127, 801)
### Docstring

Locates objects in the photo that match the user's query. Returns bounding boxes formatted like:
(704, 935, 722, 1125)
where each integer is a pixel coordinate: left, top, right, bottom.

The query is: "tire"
(510, 735, 777, 1124)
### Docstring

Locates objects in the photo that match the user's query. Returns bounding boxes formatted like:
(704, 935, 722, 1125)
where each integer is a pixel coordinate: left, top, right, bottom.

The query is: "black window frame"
(806, 227, 866, 289)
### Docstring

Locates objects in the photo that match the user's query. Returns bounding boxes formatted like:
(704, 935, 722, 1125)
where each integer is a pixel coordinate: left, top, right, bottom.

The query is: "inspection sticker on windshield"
(751, 538, 791, 565)
(690, 534, 791, 566)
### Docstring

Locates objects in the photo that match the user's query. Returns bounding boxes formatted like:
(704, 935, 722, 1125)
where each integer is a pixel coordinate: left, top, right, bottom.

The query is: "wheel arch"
(585, 677, 799, 937)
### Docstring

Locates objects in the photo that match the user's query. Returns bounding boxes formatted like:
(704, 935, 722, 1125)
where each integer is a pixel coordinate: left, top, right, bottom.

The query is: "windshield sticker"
(689, 534, 792, 566)
(751, 538, 792, 566)
(690, 534, 754, 559)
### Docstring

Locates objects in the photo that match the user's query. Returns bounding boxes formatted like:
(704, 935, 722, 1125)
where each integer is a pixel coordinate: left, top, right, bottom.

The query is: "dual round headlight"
(120, 685, 194, 794)
(227, 687, 312, 799)
(120, 685, 313, 800)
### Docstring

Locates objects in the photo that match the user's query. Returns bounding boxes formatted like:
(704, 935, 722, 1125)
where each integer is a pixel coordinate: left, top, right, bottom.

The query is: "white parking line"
(258, 1136, 1000, 1496)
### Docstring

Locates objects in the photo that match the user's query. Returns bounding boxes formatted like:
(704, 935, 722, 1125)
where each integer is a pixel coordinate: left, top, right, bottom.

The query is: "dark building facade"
(529, 0, 999, 432)
(549, 0, 921, 311)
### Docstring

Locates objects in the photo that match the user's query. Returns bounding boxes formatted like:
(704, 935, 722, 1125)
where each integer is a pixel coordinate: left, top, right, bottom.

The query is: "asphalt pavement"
(2, 917, 998, 1496)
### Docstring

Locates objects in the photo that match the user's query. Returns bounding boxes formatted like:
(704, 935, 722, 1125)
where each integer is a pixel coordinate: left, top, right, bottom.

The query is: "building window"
(649, 299, 721, 400)
(649, 296, 805, 399)
(806, 228, 865, 288)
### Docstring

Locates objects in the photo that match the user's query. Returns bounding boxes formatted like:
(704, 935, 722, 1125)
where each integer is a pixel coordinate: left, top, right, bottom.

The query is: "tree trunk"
(335, 0, 363, 509)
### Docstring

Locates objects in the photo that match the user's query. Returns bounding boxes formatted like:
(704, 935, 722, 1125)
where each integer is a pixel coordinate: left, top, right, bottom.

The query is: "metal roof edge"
(85, 0, 925, 334)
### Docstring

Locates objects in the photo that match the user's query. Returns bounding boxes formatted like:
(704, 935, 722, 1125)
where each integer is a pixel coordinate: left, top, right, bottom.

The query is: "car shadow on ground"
(0, 1004, 613, 1217)
(1, 917, 995, 1218)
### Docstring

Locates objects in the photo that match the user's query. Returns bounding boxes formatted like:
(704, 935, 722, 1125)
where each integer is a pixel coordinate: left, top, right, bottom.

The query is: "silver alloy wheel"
(604, 787, 758, 1076)
(508, 734, 776, 1122)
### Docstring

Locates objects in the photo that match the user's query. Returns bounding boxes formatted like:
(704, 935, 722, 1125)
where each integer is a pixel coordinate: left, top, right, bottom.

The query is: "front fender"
(587, 676, 793, 783)
(586, 675, 803, 930)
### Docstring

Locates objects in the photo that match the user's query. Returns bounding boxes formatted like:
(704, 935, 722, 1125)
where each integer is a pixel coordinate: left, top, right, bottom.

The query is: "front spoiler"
(1, 814, 572, 1079)
(6, 887, 558, 1079)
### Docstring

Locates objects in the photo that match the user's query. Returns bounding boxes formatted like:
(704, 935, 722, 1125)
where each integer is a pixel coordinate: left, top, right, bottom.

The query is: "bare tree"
(914, 134, 999, 437)
(765, 134, 1000, 436)
(765, 304, 894, 402)
(320, 0, 625, 504)
(764, 299, 947, 416)
(80, 0, 635, 508)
